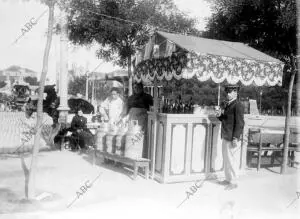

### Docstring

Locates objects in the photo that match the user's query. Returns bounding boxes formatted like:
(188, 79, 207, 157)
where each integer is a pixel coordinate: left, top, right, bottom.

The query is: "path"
(0, 150, 299, 219)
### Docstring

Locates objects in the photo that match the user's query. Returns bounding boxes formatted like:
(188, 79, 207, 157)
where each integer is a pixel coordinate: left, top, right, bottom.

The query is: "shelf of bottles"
(159, 95, 194, 114)
(145, 83, 199, 114)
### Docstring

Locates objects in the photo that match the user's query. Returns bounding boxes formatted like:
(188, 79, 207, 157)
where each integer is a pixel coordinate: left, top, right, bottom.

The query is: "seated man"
(69, 109, 94, 150)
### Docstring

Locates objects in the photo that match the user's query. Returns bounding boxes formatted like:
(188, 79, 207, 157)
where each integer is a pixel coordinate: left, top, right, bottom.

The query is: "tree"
(68, 75, 112, 102)
(67, 0, 199, 95)
(204, 0, 297, 173)
(204, 0, 296, 86)
(297, 0, 300, 116)
(24, 76, 39, 85)
(22, 0, 57, 200)
(68, 75, 87, 96)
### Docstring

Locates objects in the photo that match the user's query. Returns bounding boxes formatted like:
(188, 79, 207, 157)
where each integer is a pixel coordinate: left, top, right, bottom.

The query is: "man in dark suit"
(216, 84, 244, 190)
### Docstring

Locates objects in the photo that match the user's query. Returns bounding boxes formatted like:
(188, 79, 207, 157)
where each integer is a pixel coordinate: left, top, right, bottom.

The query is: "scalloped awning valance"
(133, 31, 284, 86)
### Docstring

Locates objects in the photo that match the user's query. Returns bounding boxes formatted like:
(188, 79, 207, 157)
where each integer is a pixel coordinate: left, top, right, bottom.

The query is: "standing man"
(216, 84, 244, 190)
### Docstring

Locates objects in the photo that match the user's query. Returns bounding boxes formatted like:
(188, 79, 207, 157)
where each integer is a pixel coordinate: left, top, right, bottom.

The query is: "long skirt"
(71, 129, 94, 149)
(128, 107, 148, 158)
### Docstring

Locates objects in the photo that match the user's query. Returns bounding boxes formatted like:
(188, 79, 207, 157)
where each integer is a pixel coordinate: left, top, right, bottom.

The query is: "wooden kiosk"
(133, 31, 284, 183)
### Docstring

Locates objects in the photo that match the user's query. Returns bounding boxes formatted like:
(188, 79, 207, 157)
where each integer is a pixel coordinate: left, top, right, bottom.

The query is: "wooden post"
(151, 78, 158, 179)
(217, 83, 221, 106)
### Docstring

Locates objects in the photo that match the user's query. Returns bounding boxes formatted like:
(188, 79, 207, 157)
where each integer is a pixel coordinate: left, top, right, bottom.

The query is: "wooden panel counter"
(147, 112, 244, 183)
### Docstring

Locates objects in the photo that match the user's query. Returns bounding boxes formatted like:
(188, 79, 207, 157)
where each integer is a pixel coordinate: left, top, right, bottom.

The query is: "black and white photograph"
(0, 0, 299, 218)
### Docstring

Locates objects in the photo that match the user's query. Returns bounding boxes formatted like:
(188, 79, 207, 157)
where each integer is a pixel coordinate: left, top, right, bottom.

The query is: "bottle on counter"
(187, 97, 194, 113)
(159, 96, 164, 113)
(174, 95, 180, 114)
(184, 102, 189, 114)
(168, 99, 174, 114)
(162, 98, 168, 113)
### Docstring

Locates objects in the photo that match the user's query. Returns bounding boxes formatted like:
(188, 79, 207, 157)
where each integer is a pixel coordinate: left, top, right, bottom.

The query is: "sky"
(0, 0, 212, 84)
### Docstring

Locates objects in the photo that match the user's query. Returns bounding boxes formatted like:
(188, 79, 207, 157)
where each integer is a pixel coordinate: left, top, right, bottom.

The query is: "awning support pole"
(151, 77, 158, 179)
(218, 83, 221, 106)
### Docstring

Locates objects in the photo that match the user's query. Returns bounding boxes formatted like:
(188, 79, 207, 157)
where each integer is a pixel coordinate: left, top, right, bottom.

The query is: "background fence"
(0, 112, 53, 153)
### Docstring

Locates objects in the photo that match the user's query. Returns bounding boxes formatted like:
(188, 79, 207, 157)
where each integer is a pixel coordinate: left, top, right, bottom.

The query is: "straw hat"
(224, 84, 240, 92)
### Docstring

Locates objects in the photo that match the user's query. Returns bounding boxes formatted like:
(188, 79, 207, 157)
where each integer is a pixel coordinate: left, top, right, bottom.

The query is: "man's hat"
(224, 84, 240, 92)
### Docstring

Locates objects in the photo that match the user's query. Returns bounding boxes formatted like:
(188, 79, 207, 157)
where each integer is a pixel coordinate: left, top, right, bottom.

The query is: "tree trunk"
(282, 104, 286, 116)
(296, 0, 300, 116)
(281, 57, 296, 174)
(128, 55, 132, 96)
(27, 2, 55, 199)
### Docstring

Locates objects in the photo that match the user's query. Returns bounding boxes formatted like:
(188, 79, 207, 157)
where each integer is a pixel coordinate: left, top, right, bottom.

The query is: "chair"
(288, 139, 300, 167)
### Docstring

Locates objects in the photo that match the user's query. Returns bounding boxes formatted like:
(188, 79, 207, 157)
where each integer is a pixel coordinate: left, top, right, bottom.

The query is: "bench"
(94, 151, 150, 180)
(247, 128, 300, 170)
(247, 143, 298, 169)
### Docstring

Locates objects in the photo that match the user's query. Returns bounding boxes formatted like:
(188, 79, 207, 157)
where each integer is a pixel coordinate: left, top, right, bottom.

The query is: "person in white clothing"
(99, 87, 125, 125)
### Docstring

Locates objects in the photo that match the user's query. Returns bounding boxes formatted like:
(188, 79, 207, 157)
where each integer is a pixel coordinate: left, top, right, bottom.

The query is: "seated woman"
(69, 109, 94, 150)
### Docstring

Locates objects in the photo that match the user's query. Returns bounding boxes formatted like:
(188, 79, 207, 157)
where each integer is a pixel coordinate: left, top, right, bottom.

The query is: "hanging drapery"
(133, 31, 284, 87)
(144, 35, 155, 60)
(165, 40, 176, 57)
(133, 52, 283, 86)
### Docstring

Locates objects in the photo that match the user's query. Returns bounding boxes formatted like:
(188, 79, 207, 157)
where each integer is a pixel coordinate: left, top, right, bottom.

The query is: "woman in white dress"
(99, 87, 125, 125)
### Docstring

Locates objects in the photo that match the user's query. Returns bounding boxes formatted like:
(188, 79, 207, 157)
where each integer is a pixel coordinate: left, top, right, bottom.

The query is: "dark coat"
(71, 115, 88, 131)
(127, 92, 153, 111)
(218, 100, 244, 141)
(70, 115, 93, 148)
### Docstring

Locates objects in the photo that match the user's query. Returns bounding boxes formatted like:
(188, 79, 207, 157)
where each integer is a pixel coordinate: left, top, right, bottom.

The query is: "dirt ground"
(0, 149, 299, 219)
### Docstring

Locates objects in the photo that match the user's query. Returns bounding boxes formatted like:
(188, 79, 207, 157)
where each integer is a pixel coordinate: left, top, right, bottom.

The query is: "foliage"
(68, 75, 87, 97)
(161, 78, 221, 106)
(205, 0, 296, 56)
(66, 0, 199, 89)
(68, 75, 112, 101)
(204, 0, 297, 112)
(24, 76, 39, 85)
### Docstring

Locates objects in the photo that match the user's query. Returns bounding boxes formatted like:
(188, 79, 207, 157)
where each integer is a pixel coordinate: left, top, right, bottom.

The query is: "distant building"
(0, 66, 37, 85)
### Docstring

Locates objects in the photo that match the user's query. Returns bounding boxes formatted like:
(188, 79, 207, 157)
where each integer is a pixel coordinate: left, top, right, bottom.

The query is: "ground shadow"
(0, 188, 42, 214)
(247, 156, 283, 173)
(76, 149, 144, 180)
(0, 146, 57, 160)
